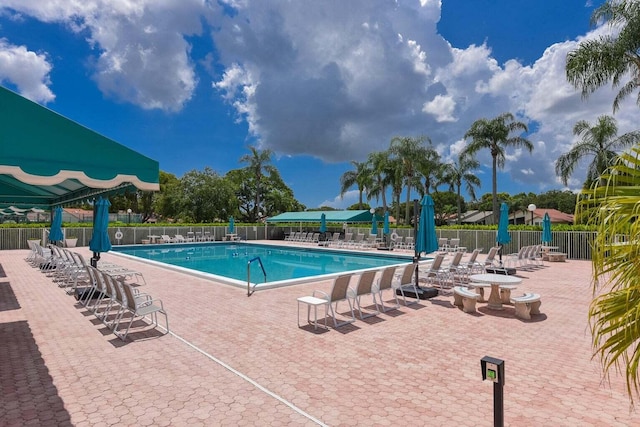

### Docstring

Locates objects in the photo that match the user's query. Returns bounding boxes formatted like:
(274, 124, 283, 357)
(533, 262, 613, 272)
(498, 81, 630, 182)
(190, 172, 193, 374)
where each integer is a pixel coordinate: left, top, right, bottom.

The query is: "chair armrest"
(312, 290, 330, 301)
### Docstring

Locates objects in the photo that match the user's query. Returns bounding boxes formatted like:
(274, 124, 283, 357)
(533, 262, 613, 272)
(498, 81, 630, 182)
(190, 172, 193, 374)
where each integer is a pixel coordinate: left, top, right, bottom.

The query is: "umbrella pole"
(413, 199, 421, 289)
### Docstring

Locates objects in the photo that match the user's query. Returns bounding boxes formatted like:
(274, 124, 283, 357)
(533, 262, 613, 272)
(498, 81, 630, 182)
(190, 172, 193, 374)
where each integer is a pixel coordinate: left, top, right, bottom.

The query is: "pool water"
(112, 242, 414, 288)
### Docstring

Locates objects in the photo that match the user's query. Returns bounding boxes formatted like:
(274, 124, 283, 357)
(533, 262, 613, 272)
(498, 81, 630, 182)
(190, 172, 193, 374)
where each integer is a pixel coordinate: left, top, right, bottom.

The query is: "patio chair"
(372, 266, 400, 312)
(347, 270, 379, 319)
(173, 234, 186, 243)
(506, 246, 528, 269)
(160, 234, 174, 243)
(419, 253, 450, 289)
(464, 248, 485, 274)
(113, 282, 169, 340)
(438, 238, 449, 252)
(312, 274, 356, 328)
(445, 251, 468, 283)
(482, 246, 500, 269)
(448, 238, 461, 253)
(393, 263, 420, 306)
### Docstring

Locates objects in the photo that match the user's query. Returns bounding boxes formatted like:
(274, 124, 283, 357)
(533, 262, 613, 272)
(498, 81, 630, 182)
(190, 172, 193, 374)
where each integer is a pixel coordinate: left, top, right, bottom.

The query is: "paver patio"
(1, 245, 639, 426)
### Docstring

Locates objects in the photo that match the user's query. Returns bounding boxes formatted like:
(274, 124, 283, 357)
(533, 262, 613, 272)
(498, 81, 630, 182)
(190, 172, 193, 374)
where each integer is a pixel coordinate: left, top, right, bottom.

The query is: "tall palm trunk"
(492, 155, 499, 223)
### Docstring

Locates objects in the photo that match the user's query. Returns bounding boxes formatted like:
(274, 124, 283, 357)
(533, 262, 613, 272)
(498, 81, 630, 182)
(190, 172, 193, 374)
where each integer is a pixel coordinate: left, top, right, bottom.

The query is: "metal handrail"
(247, 256, 266, 296)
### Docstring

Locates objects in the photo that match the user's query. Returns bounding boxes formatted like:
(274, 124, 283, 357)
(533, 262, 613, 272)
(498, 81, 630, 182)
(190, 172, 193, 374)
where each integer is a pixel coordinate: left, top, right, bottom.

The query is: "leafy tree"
(347, 202, 371, 211)
(153, 171, 181, 220)
(239, 145, 277, 221)
(556, 115, 640, 188)
(441, 153, 481, 224)
(468, 192, 512, 213)
(576, 145, 640, 403)
(180, 168, 236, 222)
(431, 191, 460, 225)
(462, 112, 533, 222)
(566, 0, 640, 112)
(389, 135, 430, 224)
(340, 160, 372, 210)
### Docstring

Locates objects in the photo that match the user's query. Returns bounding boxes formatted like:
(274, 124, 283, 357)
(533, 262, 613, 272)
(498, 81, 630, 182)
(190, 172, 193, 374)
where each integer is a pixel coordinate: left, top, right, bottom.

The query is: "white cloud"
(0, 0, 210, 111)
(4, 0, 638, 195)
(0, 38, 54, 102)
(321, 190, 360, 210)
(422, 94, 456, 122)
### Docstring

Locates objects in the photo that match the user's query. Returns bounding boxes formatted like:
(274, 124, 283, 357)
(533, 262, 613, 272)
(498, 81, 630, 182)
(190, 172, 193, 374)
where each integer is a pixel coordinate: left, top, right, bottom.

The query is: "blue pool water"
(112, 242, 414, 287)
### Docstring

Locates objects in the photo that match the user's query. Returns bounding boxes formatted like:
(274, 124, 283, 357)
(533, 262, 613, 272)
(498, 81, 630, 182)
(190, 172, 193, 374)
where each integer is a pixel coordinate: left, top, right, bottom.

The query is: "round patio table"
(469, 273, 522, 310)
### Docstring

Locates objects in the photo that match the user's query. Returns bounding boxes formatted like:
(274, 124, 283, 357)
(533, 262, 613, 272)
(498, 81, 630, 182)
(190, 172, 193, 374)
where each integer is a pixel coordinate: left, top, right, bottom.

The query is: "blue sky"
(0, 0, 634, 210)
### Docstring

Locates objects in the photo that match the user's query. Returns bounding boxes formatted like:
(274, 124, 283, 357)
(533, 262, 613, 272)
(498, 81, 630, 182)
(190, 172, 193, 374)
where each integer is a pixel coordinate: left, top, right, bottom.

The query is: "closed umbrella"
(49, 206, 64, 243)
(229, 216, 235, 234)
(371, 215, 378, 235)
(415, 195, 438, 256)
(320, 213, 327, 233)
(542, 212, 552, 245)
(383, 211, 390, 235)
(89, 197, 112, 266)
(496, 202, 511, 265)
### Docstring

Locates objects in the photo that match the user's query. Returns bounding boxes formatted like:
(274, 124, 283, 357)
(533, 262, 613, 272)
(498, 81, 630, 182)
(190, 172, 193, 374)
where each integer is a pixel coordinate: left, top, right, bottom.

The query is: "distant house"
(63, 208, 94, 223)
(513, 208, 574, 225)
(450, 210, 496, 225)
(448, 208, 573, 226)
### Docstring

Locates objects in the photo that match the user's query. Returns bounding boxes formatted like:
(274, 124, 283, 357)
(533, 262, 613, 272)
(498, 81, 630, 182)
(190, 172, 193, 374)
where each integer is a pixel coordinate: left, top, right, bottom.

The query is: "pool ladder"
(247, 256, 266, 296)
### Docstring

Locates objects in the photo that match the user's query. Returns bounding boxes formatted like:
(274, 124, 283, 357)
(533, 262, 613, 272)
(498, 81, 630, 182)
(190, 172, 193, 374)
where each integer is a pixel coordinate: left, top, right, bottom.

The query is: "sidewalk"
(1, 247, 638, 426)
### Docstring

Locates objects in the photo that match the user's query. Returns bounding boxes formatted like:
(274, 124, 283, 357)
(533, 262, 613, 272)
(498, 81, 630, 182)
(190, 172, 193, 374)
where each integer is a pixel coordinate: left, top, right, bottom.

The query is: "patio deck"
(1, 246, 638, 426)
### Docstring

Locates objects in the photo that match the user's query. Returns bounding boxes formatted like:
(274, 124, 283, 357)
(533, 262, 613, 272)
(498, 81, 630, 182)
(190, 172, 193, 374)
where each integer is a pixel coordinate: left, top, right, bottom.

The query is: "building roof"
(0, 86, 159, 209)
(266, 210, 374, 223)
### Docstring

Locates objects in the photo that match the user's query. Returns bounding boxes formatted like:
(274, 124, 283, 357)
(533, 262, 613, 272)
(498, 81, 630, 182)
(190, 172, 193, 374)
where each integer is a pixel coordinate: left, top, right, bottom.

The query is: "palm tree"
(389, 135, 429, 224)
(441, 153, 481, 224)
(340, 160, 372, 210)
(556, 115, 640, 188)
(366, 150, 391, 212)
(415, 143, 442, 195)
(576, 144, 640, 403)
(462, 112, 533, 222)
(239, 146, 276, 221)
(387, 157, 405, 225)
(566, 0, 640, 112)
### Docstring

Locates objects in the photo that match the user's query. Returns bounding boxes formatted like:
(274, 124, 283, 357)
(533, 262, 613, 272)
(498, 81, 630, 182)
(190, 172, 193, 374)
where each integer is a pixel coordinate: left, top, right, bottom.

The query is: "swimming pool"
(111, 242, 415, 290)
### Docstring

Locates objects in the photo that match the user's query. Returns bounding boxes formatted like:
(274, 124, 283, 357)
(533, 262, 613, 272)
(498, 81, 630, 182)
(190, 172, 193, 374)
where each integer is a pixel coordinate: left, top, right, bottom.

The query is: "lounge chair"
(312, 274, 356, 328)
(419, 253, 449, 289)
(113, 282, 169, 340)
(482, 246, 500, 269)
(372, 266, 400, 312)
(173, 234, 186, 243)
(464, 248, 485, 274)
(393, 263, 420, 306)
(438, 237, 449, 252)
(160, 234, 174, 243)
(448, 238, 461, 252)
(348, 270, 379, 319)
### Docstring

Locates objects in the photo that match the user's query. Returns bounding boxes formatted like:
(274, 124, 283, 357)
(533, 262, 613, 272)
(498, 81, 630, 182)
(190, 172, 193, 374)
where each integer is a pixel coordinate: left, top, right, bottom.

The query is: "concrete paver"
(1, 245, 639, 426)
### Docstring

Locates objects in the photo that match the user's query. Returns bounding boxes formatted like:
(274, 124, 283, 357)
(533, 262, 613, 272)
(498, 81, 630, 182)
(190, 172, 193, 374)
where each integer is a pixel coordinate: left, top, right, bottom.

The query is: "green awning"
(267, 210, 374, 223)
(0, 86, 160, 208)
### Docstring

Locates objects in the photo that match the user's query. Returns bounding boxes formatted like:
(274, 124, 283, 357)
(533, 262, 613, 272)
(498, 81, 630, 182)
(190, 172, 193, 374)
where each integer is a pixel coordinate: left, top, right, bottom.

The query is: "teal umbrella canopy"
(496, 202, 511, 246)
(415, 195, 438, 255)
(542, 212, 552, 244)
(89, 197, 111, 254)
(320, 213, 327, 233)
(383, 211, 390, 235)
(49, 206, 64, 242)
(229, 216, 235, 233)
(371, 216, 378, 235)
